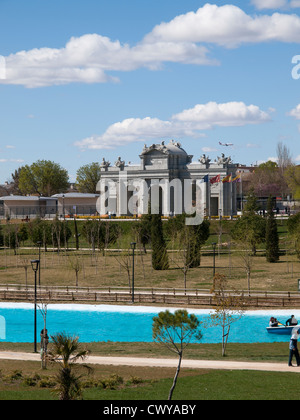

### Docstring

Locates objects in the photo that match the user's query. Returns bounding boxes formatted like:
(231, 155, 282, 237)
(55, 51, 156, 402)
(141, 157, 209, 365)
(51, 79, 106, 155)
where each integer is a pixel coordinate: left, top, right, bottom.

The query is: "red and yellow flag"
(222, 174, 232, 183)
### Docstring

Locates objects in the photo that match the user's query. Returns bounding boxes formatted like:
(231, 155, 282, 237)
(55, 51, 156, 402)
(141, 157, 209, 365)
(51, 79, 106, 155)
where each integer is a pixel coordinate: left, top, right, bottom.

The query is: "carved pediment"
(141, 142, 169, 156)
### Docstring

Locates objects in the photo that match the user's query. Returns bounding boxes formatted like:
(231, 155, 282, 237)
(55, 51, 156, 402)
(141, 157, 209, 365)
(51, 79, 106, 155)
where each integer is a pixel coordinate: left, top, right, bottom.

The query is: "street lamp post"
(130, 242, 136, 303)
(62, 194, 65, 221)
(212, 242, 217, 278)
(31, 259, 40, 353)
(37, 241, 42, 286)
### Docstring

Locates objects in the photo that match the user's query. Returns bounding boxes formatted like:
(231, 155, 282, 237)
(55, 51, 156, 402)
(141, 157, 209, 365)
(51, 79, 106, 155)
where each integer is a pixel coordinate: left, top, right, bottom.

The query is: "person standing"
(288, 327, 300, 367)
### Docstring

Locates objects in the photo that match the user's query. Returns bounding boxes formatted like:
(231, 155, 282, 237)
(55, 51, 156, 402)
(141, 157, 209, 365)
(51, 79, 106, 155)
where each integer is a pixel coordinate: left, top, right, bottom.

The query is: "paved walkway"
(0, 351, 298, 373)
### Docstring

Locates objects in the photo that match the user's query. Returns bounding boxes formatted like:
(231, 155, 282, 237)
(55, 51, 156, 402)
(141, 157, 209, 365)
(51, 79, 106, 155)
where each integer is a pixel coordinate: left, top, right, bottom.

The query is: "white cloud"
(251, 0, 288, 9)
(1, 34, 215, 88)
(246, 143, 260, 148)
(202, 146, 218, 153)
(172, 102, 271, 127)
(287, 104, 300, 119)
(2, 5, 300, 87)
(75, 116, 203, 150)
(251, 0, 300, 9)
(0, 158, 24, 163)
(145, 4, 300, 48)
(75, 101, 271, 150)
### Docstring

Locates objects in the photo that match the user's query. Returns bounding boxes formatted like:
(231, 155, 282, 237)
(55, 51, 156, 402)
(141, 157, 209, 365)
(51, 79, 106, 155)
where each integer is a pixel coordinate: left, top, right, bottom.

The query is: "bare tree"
(172, 227, 194, 294)
(236, 240, 254, 296)
(114, 249, 132, 289)
(38, 303, 49, 369)
(68, 254, 82, 287)
(19, 257, 30, 289)
(277, 142, 292, 172)
(209, 274, 245, 356)
(277, 142, 292, 198)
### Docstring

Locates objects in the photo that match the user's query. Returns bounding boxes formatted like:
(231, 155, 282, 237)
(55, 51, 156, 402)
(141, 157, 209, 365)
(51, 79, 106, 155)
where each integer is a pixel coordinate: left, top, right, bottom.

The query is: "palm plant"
(47, 332, 91, 400)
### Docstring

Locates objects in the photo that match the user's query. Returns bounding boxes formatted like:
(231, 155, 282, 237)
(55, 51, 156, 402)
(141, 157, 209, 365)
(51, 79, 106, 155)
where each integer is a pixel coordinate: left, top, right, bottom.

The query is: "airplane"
(219, 141, 233, 147)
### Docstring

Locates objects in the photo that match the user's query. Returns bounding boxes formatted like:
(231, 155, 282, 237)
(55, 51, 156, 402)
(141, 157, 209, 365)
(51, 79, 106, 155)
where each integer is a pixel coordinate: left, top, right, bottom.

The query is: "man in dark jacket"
(286, 315, 298, 326)
(289, 327, 300, 367)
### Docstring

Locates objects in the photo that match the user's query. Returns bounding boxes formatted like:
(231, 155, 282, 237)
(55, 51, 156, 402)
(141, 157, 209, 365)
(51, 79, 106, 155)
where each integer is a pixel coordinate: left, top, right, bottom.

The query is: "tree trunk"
(247, 269, 251, 296)
(222, 325, 230, 357)
(168, 352, 182, 401)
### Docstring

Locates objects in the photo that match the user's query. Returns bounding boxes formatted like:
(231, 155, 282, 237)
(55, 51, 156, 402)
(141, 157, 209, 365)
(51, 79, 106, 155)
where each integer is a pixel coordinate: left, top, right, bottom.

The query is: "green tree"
(28, 218, 52, 250)
(151, 214, 169, 270)
(76, 162, 101, 193)
(285, 165, 300, 200)
(19, 160, 69, 196)
(82, 219, 119, 253)
(186, 219, 210, 268)
(243, 188, 259, 214)
(231, 190, 266, 255)
(51, 217, 72, 251)
(17, 224, 28, 245)
(0, 225, 3, 247)
(152, 310, 202, 401)
(47, 332, 91, 400)
(3, 224, 26, 254)
(231, 214, 266, 255)
(287, 212, 300, 259)
(265, 196, 280, 263)
(136, 213, 152, 253)
(166, 214, 210, 267)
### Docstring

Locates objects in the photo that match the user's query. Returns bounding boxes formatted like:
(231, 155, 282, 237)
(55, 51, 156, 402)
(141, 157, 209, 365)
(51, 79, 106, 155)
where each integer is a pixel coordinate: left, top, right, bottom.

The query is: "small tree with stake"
(265, 195, 280, 263)
(209, 274, 245, 357)
(152, 310, 202, 401)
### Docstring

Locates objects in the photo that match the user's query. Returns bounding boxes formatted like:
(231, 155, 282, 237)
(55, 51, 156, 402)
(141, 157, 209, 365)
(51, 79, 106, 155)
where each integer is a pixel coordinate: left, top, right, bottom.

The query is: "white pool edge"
(0, 301, 299, 317)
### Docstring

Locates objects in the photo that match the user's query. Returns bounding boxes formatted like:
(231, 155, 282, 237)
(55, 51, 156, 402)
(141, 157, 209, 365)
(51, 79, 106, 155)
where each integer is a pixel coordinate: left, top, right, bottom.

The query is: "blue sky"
(0, 0, 300, 184)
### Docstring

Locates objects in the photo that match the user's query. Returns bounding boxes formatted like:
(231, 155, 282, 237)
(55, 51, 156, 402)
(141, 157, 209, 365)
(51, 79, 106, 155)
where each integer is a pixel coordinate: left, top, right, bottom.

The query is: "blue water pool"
(0, 303, 298, 344)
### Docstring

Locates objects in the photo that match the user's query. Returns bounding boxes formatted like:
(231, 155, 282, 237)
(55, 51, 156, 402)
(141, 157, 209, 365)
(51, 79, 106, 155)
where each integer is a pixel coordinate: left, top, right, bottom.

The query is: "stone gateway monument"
(98, 140, 238, 218)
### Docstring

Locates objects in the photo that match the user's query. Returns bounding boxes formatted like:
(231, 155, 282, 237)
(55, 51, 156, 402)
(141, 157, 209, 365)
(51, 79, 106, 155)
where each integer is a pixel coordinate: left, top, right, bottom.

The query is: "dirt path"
(0, 351, 298, 373)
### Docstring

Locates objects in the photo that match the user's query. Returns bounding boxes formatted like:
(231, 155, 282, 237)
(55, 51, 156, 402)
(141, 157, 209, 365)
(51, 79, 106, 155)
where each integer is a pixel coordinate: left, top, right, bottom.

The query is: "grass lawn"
(1, 360, 300, 400)
(0, 244, 299, 293)
(0, 341, 298, 400)
(82, 371, 300, 401)
(0, 218, 299, 293)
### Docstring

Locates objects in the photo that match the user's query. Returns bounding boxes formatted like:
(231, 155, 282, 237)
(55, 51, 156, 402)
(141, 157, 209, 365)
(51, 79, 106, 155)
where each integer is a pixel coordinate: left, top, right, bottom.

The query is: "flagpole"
(241, 172, 243, 212)
(219, 177, 223, 220)
(230, 172, 233, 218)
(208, 177, 211, 218)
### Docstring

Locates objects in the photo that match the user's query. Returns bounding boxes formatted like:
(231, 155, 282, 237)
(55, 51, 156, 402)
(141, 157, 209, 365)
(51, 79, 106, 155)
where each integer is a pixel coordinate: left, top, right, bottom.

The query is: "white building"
(99, 140, 239, 217)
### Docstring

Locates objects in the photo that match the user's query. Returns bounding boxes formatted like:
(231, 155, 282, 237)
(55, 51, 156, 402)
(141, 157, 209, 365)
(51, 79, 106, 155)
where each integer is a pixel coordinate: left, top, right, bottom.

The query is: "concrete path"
(0, 351, 298, 373)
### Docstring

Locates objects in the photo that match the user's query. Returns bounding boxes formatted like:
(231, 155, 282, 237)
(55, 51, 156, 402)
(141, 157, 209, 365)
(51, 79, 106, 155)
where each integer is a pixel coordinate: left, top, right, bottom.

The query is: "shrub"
(98, 374, 124, 390)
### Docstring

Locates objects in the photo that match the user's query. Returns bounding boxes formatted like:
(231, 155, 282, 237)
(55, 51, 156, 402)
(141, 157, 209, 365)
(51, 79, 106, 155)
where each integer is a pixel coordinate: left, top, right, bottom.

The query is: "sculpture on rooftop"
(199, 154, 211, 166)
(100, 158, 111, 169)
(216, 153, 232, 166)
